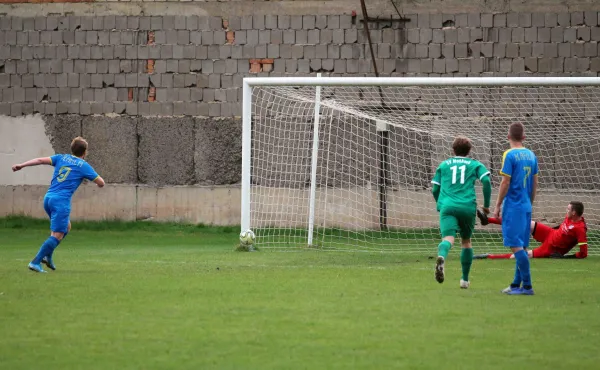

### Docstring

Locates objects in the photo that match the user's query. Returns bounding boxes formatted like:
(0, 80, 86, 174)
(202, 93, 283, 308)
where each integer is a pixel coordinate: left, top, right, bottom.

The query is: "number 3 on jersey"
(523, 166, 531, 188)
(450, 165, 466, 184)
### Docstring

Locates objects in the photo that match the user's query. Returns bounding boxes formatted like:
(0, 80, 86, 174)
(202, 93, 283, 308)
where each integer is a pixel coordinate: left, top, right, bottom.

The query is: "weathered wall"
(0, 115, 55, 185)
(1, 114, 242, 186)
(2, 0, 600, 225)
(2, 7, 600, 121)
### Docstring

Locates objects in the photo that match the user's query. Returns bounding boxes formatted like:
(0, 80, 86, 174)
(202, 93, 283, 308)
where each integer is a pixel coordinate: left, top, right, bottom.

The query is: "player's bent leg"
(44, 223, 69, 270)
(479, 253, 514, 259)
(456, 210, 476, 288)
(41, 231, 64, 271)
(501, 211, 529, 293)
(476, 209, 489, 226)
(39, 203, 69, 271)
(532, 222, 552, 243)
(530, 243, 552, 259)
(506, 247, 534, 295)
(436, 209, 459, 284)
(460, 239, 473, 289)
(435, 235, 453, 284)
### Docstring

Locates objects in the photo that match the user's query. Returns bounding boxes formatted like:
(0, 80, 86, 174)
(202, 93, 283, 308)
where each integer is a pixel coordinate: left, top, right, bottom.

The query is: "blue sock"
(31, 236, 60, 264)
(514, 249, 532, 289)
(47, 232, 67, 259)
(511, 265, 522, 288)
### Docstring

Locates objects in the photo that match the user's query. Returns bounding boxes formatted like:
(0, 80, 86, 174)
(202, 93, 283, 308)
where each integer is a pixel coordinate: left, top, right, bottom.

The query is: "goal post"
(242, 77, 600, 255)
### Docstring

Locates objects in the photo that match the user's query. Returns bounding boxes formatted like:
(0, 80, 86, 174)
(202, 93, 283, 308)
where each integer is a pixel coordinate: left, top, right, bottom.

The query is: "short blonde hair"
(71, 137, 88, 157)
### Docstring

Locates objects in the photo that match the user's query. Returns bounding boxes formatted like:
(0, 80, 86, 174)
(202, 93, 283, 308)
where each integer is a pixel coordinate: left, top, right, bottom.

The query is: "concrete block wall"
(2, 1, 600, 226)
(2, 11, 600, 119)
(39, 115, 243, 186)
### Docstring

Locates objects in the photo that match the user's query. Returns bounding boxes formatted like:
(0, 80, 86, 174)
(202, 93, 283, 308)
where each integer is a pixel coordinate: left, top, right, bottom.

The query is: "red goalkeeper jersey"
(547, 216, 588, 258)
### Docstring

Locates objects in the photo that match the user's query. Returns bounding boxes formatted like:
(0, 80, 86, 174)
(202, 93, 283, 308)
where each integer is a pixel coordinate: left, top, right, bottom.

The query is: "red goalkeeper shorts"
(531, 222, 564, 258)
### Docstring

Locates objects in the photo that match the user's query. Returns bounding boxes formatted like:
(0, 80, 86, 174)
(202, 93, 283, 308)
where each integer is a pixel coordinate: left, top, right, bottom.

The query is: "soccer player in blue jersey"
(12, 137, 105, 273)
(494, 123, 538, 295)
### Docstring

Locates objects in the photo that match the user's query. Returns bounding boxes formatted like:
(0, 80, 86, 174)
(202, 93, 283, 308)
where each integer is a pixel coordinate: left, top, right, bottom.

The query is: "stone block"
(194, 117, 241, 185)
(82, 116, 138, 184)
(43, 115, 82, 154)
(138, 117, 195, 186)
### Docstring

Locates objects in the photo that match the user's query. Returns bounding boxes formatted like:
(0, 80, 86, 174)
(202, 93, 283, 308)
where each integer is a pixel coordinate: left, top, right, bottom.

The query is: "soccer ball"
(239, 230, 256, 246)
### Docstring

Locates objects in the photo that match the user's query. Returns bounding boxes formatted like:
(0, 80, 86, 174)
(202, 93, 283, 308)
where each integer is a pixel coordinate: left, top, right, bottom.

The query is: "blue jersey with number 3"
(47, 154, 99, 199)
(500, 148, 538, 212)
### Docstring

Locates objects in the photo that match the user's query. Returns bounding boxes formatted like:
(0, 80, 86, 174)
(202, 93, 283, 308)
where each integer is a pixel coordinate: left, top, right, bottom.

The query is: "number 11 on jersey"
(451, 165, 466, 184)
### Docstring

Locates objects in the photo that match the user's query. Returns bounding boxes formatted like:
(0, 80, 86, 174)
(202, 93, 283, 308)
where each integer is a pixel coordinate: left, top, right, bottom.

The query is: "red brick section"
(223, 19, 235, 45)
(250, 59, 274, 73)
(148, 87, 156, 102)
(147, 31, 155, 102)
(226, 31, 235, 44)
(0, 0, 93, 3)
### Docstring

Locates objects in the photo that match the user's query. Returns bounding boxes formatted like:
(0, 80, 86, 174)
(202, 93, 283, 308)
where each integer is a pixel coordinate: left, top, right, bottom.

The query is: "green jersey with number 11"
(431, 157, 490, 211)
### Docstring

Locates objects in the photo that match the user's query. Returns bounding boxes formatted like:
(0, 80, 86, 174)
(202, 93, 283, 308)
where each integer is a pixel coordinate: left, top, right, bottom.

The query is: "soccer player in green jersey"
(431, 137, 492, 288)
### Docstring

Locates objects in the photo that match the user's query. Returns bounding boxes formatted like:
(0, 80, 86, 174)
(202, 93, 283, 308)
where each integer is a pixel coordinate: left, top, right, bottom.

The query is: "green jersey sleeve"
(476, 162, 491, 181)
(432, 165, 442, 186)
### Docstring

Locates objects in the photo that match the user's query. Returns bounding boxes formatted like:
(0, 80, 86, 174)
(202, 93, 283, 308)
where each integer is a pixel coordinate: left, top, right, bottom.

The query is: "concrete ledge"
(11, 185, 47, 218)
(71, 183, 137, 221)
(1, 0, 597, 18)
(0, 186, 14, 216)
(4, 184, 241, 225)
(3, 183, 598, 228)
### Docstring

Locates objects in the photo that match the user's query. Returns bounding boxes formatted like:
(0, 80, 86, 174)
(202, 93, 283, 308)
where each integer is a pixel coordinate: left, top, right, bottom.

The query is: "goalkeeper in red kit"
(475, 201, 588, 259)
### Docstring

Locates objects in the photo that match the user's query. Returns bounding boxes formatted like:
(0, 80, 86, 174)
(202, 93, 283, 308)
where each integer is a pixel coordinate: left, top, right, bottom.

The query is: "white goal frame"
(242, 76, 600, 250)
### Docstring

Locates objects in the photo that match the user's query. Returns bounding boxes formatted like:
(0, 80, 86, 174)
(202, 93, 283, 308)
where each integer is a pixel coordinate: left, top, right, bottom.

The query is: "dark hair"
(509, 122, 525, 141)
(71, 137, 88, 157)
(570, 201, 584, 216)
(452, 136, 472, 156)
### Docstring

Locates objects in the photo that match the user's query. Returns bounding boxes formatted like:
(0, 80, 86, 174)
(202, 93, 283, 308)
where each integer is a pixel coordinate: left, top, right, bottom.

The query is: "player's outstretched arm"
(93, 176, 105, 188)
(574, 243, 588, 259)
(11, 157, 52, 172)
(481, 175, 492, 213)
(432, 183, 441, 202)
(494, 176, 510, 218)
(531, 174, 538, 205)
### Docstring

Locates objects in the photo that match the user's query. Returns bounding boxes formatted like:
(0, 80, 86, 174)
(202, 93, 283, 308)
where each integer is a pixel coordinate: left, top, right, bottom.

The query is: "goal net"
(242, 77, 600, 255)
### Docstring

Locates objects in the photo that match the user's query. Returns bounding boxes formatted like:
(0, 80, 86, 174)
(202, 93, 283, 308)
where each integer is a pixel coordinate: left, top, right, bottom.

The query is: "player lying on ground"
(431, 136, 492, 289)
(474, 201, 587, 260)
(12, 137, 105, 273)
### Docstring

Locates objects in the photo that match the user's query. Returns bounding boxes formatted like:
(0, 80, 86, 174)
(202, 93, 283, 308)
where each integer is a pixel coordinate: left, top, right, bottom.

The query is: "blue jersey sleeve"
(533, 156, 539, 176)
(82, 163, 99, 181)
(49, 154, 62, 167)
(500, 150, 513, 177)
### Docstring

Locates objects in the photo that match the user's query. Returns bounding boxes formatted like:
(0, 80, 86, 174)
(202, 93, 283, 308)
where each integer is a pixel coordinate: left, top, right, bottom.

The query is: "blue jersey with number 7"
(47, 154, 99, 200)
(500, 148, 538, 212)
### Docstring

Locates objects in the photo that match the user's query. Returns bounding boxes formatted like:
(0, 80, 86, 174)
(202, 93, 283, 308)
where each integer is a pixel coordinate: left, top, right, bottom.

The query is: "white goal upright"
(242, 77, 600, 255)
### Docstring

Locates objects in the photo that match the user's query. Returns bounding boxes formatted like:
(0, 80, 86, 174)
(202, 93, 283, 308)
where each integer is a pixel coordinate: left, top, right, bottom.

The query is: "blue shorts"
(44, 196, 71, 233)
(502, 209, 531, 248)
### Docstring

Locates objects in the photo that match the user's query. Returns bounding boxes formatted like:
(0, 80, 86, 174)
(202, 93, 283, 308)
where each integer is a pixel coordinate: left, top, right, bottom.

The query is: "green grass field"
(1, 217, 600, 369)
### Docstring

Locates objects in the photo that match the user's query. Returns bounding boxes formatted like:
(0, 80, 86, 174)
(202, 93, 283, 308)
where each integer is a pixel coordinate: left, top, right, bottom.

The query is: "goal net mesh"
(248, 83, 600, 255)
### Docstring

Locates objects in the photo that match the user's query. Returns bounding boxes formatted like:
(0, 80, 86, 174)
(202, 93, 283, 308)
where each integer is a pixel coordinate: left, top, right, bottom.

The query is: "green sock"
(437, 240, 452, 259)
(461, 248, 474, 281)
